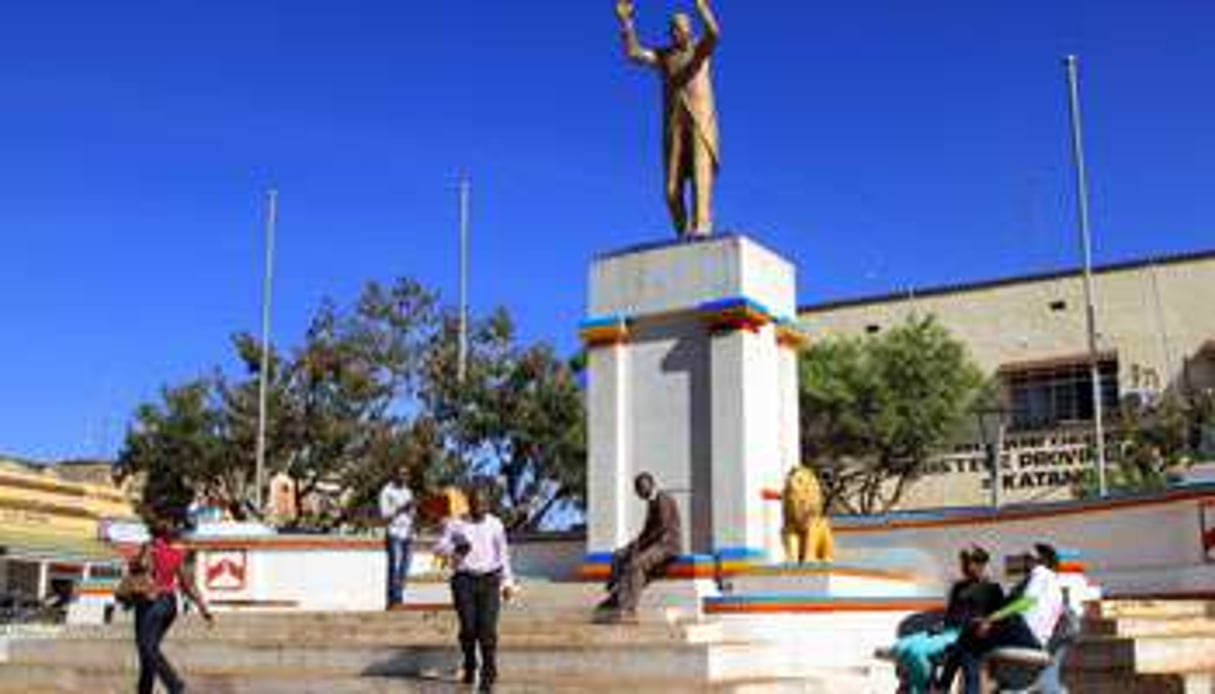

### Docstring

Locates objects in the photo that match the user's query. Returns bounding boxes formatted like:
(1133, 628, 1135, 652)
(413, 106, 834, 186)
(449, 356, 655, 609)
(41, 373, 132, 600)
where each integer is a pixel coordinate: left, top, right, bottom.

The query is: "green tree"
(800, 316, 986, 514)
(116, 380, 231, 520)
(421, 309, 586, 531)
(115, 275, 586, 531)
(1078, 389, 1215, 496)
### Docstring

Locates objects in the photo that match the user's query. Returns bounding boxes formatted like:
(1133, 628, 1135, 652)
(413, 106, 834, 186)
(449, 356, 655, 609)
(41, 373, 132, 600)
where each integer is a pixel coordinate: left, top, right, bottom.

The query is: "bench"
(984, 646, 1056, 692)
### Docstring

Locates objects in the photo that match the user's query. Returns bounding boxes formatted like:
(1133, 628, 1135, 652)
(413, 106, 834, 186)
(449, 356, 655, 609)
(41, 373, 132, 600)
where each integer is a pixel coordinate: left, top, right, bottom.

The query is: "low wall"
(184, 532, 587, 613)
(832, 484, 1215, 596)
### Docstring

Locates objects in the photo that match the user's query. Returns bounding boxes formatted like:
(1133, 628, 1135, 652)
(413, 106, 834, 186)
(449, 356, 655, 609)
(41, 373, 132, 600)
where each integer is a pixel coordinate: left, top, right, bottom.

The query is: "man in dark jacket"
(597, 473, 682, 622)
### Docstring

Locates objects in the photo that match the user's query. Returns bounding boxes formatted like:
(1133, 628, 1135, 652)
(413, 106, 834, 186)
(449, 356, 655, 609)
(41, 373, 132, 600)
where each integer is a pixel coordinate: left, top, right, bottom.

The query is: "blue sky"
(2, 1, 1212, 461)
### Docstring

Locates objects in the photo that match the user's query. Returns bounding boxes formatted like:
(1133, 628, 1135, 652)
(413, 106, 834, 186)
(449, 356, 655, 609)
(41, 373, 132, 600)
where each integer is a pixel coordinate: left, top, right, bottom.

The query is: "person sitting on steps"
(889, 545, 1004, 694)
(937, 543, 1065, 694)
(596, 472, 682, 623)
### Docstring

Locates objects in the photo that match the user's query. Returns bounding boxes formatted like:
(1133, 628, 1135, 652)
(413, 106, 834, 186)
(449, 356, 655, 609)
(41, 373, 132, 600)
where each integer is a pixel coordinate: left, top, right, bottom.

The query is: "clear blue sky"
(2, 1, 1212, 461)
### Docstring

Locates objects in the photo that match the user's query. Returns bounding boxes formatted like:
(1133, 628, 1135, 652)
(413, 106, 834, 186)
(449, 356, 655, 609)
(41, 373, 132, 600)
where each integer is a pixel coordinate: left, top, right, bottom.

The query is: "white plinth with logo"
(581, 235, 804, 560)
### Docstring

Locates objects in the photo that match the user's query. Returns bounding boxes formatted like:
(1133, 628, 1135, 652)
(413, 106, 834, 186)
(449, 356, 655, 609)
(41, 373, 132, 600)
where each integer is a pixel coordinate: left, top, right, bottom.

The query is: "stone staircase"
(8, 587, 1214, 692)
(1063, 600, 1215, 693)
(0, 582, 885, 693)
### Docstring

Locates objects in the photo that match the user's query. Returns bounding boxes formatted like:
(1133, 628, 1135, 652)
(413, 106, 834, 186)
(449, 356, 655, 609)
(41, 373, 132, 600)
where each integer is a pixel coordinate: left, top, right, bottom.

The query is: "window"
(1049, 300, 1067, 312)
(1003, 357, 1119, 431)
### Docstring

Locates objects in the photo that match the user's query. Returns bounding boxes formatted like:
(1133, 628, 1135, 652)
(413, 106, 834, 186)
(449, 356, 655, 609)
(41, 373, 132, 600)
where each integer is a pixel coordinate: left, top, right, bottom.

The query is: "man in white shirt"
(435, 487, 517, 692)
(379, 468, 415, 609)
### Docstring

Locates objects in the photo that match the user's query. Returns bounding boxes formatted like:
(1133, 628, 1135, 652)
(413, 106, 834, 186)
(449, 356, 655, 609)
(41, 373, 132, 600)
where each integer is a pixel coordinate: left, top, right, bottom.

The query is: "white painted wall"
(834, 490, 1215, 595)
(586, 235, 800, 556)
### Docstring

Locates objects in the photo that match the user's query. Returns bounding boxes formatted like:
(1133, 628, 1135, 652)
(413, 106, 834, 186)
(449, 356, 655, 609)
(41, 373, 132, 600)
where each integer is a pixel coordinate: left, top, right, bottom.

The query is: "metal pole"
(993, 419, 1006, 510)
(1063, 55, 1108, 497)
(255, 188, 278, 512)
(457, 176, 470, 383)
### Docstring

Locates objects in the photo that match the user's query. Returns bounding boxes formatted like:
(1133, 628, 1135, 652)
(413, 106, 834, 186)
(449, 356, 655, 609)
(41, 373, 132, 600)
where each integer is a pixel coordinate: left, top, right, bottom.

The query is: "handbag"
(114, 553, 157, 607)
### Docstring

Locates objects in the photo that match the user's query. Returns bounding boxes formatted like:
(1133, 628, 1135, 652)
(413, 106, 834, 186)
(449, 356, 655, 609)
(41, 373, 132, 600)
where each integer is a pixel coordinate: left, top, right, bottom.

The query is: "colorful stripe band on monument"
(774, 317, 811, 351)
(578, 315, 630, 348)
(698, 297, 774, 333)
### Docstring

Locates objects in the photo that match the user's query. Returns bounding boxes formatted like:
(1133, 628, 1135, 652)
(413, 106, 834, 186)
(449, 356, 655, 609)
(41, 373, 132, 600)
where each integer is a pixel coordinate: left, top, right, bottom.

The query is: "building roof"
(800, 247, 1215, 314)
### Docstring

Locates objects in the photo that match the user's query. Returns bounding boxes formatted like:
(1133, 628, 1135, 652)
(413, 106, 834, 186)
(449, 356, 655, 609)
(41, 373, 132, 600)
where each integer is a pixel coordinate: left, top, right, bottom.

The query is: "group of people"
(130, 469, 1067, 694)
(890, 542, 1069, 694)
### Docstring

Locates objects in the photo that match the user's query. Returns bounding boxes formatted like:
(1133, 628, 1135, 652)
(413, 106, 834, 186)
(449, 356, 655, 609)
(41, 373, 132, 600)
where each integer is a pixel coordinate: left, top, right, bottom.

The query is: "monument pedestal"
(582, 235, 806, 560)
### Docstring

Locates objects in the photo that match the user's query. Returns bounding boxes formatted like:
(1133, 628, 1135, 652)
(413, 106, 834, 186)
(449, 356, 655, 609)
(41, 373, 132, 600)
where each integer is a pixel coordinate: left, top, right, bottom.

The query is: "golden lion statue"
(781, 465, 835, 563)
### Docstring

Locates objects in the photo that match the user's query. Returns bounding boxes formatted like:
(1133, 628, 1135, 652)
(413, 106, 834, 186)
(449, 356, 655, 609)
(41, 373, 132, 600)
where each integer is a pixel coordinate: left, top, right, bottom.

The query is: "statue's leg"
(815, 520, 836, 562)
(665, 130, 689, 236)
(781, 530, 796, 564)
(690, 137, 715, 236)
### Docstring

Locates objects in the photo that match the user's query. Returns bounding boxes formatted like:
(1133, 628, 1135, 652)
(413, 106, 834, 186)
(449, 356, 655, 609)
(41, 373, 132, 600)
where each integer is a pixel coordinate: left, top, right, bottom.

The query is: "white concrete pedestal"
(582, 235, 805, 559)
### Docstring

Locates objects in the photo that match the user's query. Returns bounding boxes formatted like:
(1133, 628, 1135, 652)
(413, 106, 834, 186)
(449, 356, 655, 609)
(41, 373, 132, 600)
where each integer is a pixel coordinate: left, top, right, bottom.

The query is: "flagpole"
(255, 188, 278, 512)
(458, 176, 470, 383)
(1063, 55, 1109, 497)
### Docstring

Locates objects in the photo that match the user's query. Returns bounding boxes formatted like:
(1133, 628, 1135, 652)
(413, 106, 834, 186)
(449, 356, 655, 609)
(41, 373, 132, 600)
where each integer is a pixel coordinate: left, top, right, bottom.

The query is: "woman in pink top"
(133, 513, 213, 694)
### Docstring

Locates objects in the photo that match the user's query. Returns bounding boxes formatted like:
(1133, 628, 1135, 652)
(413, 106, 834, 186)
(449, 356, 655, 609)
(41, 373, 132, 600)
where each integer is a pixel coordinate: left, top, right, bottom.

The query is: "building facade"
(0, 457, 134, 602)
(799, 249, 1215, 510)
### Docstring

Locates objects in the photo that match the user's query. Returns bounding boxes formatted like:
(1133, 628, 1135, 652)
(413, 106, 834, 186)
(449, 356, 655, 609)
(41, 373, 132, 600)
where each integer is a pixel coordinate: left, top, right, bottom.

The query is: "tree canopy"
(799, 315, 987, 514)
(115, 277, 585, 531)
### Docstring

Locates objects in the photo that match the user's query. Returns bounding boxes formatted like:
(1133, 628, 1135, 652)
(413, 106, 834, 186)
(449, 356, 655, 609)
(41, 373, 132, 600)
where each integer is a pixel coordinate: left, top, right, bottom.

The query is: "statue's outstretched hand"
(615, 0, 635, 24)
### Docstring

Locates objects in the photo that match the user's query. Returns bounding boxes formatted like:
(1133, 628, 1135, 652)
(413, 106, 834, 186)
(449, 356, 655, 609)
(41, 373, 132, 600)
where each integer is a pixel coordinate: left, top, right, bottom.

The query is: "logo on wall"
(1203, 502, 1215, 563)
(204, 550, 248, 591)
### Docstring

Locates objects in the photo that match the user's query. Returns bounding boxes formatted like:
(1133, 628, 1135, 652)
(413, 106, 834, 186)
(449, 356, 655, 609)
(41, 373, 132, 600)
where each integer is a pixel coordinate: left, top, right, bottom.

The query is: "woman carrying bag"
(121, 512, 214, 694)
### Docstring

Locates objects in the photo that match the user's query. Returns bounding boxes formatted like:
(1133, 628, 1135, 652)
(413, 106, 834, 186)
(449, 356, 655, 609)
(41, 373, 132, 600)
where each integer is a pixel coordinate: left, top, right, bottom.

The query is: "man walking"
(379, 467, 415, 609)
(597, 472, 682, 623)
(435, 487, 517, 691)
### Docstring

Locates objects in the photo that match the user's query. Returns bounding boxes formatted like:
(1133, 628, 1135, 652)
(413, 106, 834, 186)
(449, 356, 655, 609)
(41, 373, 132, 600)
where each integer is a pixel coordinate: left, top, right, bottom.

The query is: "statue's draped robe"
(658, 40, 720, 181)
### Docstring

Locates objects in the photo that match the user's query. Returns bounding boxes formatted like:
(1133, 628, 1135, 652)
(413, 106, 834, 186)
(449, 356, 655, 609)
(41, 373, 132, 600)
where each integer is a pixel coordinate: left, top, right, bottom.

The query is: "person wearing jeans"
(132, 512, 213, 694)
(890, 546, 1004, 693)
(379, 468, 416, 608)
(135, 594, 182, 694)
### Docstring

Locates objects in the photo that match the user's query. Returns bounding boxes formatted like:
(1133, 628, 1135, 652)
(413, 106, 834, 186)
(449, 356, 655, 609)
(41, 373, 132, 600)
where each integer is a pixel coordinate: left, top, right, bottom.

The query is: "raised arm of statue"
(694, 0, 720, 54)
(616, 0, 658, 67)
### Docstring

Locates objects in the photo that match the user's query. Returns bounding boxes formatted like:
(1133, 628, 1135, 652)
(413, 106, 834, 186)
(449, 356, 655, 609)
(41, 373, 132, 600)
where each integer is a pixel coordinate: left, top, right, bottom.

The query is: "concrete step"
(0, 663, 842, 694)
(1093, 600, 1215, 620)
(1062, 670, 1215, 694)
(1085, 615, 1215, 638)
(61, 617, 724, 647)
(5, 636, 759, 684)
(1068, 634, 1215, 674)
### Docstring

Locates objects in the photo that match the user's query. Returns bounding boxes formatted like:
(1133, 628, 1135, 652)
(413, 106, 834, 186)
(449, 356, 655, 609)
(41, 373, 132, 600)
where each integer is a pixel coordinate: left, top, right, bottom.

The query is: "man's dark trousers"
(385, 534, 412, 607)
(611, 544, 675, 612)
(451, 571, 502, 687)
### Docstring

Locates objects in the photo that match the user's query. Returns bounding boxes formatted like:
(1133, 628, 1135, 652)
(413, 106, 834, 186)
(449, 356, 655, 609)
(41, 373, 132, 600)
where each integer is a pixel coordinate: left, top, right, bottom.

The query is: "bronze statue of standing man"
(616, 0, 721, 239)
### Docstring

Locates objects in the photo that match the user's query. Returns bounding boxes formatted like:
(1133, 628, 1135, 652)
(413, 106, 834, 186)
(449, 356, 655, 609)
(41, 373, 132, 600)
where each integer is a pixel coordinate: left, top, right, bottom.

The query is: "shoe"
(461, 668, 476, 685)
